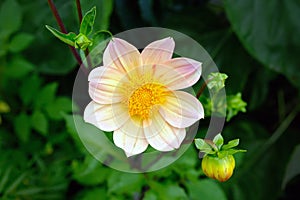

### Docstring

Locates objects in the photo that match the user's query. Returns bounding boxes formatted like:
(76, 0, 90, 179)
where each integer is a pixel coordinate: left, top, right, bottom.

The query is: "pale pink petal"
(88, 66, 128, 104)
(113, 119, 148, 157)
(141, 37, 175, 65)
(143, 112, 186, 151)
(159, 58, 202, 90)
(159, 91, 204, 128)
(103, 38, 142, 73)
(84, 101, 129, 132)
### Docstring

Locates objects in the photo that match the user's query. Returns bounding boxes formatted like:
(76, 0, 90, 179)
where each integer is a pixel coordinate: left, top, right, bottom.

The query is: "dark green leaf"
(30, 110, 48, 136)
(0, 0, 22, 36)
(9, 33, 34, 53)
(143, 191, 158, 200)
(149, 182, 188, 200)
(162, 184, 188, 199)
(45, 25, 76, 46)
(34, 82, 58, 109)
(14, 113, 31, 143)
(282, 144, 300, 188)
(45, 97, 73, 120)
(224, 0, 300, 88)
(63, 114, 124, 159)
(186, 179, 227, 200)
(72, 155, 110, 186)
(5, 57, 35, 78)
(108, 172, 144, 195)
(138, 0, 157, 25)
(63, 114, 87, 153)
(80, 7, 96, 36)
(19, 74, 42, 106)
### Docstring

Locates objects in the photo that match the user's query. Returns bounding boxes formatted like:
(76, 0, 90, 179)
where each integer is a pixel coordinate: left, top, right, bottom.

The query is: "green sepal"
(80, 6, 96, 36)
(213, 133, 224, 150)
(74, 33, 92, 50)
(207, 72, 228, 91)
(217, 149, 247, 158)
(194, 139, 216, 154)
(226, 93, 247, 121)
(222, 139, 239, 150)
(45, 25, 76, 46)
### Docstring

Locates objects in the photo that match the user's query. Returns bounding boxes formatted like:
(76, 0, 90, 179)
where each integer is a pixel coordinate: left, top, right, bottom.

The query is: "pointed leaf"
(222, 139, 240, 150)
(218, 149, 246, 158)
(194, 139, 215, 154)
(0, 0, 22, 36)
(282, 144, 300, 188)
(9, 33, 34, 53)
(186, 179, 227, 200)
(14, 113, 31, 142)
(213, 133, 224, 150)
(31, 110, 48, 136)
(45, 25, 76, 46)
(80, 7, 96, 35)
(34, 82, 58, 109)
(5, 57, 35, 79)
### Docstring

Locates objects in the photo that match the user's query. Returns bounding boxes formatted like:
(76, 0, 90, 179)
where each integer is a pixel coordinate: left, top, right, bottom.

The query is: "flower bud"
(74, 33, 92, 50)
(202, 154, 235, 182)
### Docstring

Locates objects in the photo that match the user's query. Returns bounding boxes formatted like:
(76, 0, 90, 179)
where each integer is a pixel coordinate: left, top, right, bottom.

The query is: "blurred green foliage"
(0, 0, 299, 199)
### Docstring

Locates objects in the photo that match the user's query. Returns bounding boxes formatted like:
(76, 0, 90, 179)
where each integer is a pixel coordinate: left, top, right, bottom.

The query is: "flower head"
(84, 37, 204, 157)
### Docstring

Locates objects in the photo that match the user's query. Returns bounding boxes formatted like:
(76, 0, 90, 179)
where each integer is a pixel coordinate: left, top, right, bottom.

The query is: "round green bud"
(202, 154, 235, 182)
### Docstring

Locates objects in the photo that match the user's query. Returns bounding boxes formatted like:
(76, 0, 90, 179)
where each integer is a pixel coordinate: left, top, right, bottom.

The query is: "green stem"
(75, 0, 92, 70)
(196, 80, 209, 99)
(47, 0, 89, 75)
(239, 104, 300, 176)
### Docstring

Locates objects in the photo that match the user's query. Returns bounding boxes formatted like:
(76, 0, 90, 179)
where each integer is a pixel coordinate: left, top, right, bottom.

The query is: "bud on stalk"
(195, 133, 246, 182)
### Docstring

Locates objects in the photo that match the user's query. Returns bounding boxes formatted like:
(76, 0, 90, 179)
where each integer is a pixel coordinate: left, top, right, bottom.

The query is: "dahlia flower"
(84, 37, 204, 157)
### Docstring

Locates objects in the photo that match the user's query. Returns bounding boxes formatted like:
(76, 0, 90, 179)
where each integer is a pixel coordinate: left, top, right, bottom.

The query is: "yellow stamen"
(128, 83, 166, 119)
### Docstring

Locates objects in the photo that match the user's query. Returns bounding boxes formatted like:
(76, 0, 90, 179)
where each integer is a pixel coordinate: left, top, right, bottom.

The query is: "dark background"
(0, 0, 299, 199)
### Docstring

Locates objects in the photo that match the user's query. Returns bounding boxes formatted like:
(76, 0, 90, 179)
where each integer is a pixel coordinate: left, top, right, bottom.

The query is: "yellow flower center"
(128, 83, 167, 119)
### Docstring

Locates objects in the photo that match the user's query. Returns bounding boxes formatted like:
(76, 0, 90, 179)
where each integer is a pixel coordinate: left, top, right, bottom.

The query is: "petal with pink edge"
(103, 38, 142, 73)
(84, 101, 129, 132)
(159, 91, 204, 128)
(113, 119, 148, 157)
(160, 58, 202, 90)
(88, 66, 128, 104)
(144, 112, 186, 151)
(141, 37, 175, 65)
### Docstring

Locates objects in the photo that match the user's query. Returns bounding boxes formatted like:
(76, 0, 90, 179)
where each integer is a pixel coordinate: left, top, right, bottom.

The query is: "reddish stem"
(47, 0, 88, 75)
(75, 0, 83, 22)
(196, 80, 208, 98)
